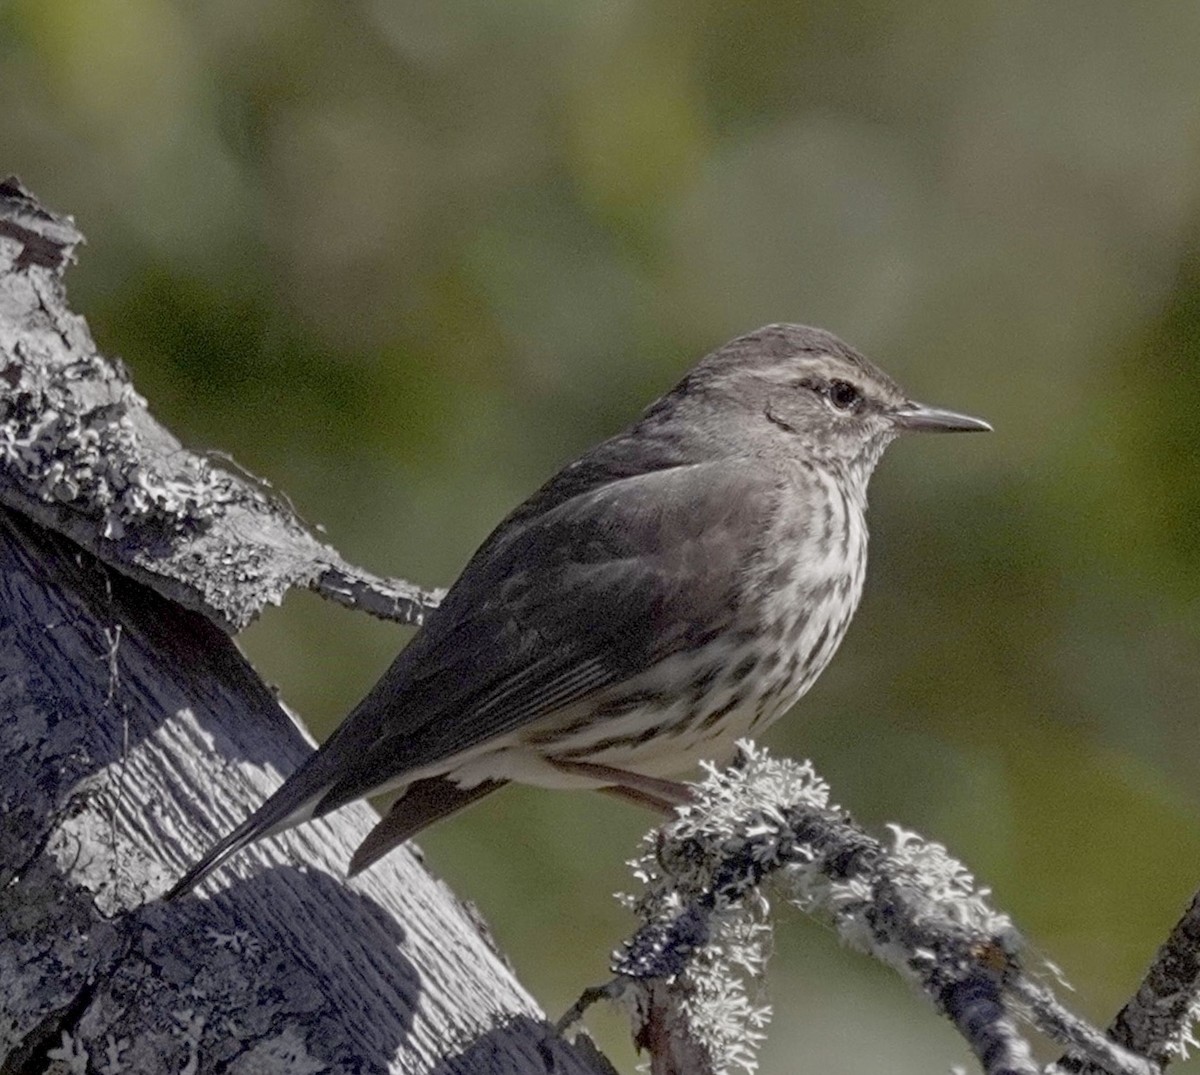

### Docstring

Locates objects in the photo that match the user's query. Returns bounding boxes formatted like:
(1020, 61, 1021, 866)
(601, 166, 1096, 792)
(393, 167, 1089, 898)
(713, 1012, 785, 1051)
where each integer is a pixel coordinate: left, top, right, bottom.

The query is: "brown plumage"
(166, 323, 988, 899)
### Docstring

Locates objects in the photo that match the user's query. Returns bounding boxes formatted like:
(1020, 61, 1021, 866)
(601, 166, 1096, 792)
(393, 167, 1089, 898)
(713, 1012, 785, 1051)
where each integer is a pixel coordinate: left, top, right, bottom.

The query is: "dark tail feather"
(348, 777, 507, 877)
(163, 812, 279, 901)
(163, 762, 335, 901)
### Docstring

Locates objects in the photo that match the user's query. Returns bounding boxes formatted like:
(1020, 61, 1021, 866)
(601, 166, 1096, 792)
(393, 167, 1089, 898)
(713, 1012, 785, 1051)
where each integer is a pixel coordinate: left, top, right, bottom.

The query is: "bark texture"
(0, 178, 438, 634)
(0, 177, 611, 1075)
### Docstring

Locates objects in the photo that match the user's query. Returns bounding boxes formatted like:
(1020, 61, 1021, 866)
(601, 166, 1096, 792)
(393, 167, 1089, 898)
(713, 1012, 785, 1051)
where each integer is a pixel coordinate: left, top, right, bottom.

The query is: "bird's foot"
(547, 757, 692, 814)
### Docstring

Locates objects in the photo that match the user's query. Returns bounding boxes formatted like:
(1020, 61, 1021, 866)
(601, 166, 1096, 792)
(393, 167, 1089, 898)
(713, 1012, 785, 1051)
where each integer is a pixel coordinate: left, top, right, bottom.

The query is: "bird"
(165, 323, 989, 899)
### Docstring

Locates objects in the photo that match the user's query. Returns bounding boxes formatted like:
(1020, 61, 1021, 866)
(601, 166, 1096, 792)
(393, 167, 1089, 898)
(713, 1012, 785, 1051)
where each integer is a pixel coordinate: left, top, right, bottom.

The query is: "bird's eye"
(827, 379, 861, 411)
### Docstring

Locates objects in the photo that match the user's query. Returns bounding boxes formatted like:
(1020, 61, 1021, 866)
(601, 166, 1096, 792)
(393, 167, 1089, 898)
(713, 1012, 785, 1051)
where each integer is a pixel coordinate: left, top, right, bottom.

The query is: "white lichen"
(615, 745, 839, 1072)
(46, 1031, 90, 1074)
(614, 742, 1023, 1074)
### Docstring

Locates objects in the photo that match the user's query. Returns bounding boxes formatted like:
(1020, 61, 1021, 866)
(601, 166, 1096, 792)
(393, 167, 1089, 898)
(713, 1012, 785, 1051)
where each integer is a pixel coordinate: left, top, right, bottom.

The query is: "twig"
(942, 974, 1039, 1075)
(573, 744, 1173, 1075)
(1056, 890, 1200, 1074)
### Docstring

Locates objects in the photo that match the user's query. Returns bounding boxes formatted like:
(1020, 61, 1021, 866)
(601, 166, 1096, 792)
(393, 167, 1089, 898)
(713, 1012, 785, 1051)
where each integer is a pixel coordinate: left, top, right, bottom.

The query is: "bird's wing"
(162, 457, 778, 898)
(311, 458, 778, 814)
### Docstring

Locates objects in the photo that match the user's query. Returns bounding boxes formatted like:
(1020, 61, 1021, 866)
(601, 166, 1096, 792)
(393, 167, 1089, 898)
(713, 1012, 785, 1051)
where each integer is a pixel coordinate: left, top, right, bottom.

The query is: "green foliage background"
(5, 2, 1200, 1070)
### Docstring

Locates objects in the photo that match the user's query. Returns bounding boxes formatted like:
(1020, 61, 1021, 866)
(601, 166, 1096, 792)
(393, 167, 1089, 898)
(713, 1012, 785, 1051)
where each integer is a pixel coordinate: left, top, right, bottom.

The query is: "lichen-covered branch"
(0, 178, 607, 1074)
(1056, 890, 1200, 1075)
(566, 744, 1173, 1075)
(0, 176, 441, 632)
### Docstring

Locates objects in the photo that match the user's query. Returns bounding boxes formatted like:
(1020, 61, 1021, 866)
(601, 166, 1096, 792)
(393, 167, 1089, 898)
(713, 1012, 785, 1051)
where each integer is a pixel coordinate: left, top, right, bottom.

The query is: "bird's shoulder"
(446, 433, 784, 606)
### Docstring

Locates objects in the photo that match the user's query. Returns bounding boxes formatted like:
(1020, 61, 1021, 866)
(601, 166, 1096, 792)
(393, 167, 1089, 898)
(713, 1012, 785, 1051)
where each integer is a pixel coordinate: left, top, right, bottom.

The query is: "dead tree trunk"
(0, 178, 612, 1075)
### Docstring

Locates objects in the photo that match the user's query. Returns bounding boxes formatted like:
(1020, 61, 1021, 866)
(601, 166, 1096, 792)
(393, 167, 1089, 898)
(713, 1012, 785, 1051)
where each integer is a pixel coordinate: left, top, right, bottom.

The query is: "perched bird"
(166, 323, 989, 898)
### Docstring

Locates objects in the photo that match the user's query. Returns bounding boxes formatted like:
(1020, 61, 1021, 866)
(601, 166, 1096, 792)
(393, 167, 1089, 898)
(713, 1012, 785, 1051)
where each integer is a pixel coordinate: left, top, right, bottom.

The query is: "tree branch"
(1057, 890, 1200, 1074)
(0, 177, 608, 1074)
(565, 745, 1180, 1075)
(0, 176, 440, 634)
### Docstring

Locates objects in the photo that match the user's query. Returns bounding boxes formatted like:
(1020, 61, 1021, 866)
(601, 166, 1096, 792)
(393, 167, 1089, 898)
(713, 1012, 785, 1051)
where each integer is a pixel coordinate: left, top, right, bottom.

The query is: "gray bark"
(0, 177, 613, 1075)
(0, 178, 438, 634)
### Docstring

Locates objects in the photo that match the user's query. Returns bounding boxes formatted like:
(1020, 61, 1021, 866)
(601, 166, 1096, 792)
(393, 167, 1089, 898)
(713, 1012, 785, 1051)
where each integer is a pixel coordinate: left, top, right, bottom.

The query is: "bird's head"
(663, 323, 990, 486)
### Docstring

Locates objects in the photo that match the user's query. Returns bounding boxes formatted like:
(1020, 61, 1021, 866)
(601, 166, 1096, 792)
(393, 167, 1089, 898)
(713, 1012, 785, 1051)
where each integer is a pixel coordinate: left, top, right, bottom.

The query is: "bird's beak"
(891, 401, 992, 434)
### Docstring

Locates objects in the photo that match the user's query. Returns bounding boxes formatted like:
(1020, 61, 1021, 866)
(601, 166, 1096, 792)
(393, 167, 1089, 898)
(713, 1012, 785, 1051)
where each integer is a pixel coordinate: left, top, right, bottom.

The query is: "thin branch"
(314, 565, 442, 626)
(1056, 890, 1200, 1074)
(942, 974, 1039, 1075)
(568, 744, 1172, 1075)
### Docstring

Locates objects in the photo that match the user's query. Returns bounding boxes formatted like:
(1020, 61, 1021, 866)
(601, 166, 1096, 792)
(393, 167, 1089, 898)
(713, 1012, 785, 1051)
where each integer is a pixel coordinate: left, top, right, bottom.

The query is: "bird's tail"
(162, 758, 334, 901)
(347, 777, 506, 876)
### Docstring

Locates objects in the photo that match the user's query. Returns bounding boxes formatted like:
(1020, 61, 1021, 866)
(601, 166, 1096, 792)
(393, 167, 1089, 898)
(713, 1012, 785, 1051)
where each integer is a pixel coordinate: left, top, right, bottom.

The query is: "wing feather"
(313, 458, 775, 815)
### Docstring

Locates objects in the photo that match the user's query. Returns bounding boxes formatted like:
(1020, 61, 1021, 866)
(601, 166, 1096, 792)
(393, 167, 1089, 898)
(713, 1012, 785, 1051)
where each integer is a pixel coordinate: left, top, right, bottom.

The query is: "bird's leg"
(547, 757, 693, 807)
(598, 784, 679, 815)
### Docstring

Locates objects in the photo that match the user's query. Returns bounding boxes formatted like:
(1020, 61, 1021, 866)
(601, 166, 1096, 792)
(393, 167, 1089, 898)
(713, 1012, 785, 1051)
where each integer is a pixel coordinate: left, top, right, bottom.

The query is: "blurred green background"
(5, 1, 1200, 1070)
